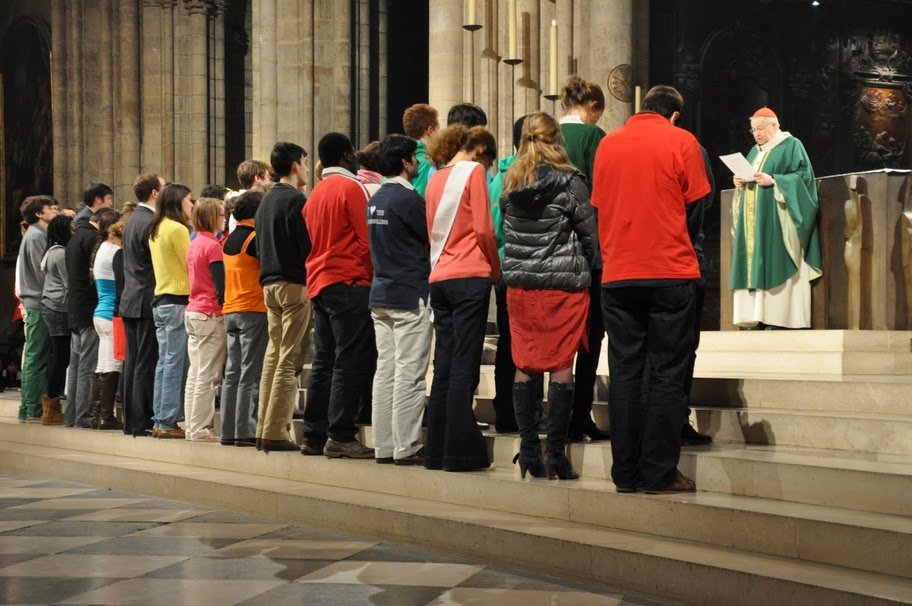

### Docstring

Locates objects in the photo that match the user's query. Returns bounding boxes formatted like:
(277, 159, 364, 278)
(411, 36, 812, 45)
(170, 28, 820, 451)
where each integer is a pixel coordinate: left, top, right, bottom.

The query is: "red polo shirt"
(303, 168, 373, 298)
(591, 112, 711, 284)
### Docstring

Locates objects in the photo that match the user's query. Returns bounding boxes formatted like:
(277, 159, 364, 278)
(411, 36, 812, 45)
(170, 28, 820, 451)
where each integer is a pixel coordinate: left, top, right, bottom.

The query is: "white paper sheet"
(719, 153, 757, 181)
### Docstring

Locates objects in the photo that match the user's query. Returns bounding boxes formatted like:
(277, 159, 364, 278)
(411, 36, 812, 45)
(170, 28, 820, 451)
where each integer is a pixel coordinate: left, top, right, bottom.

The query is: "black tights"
(46, 334, 70, 399)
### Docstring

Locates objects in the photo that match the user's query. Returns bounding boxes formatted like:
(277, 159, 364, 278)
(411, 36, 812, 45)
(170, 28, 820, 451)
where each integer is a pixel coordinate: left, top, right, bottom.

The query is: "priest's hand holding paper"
(754, 172, 774, 187)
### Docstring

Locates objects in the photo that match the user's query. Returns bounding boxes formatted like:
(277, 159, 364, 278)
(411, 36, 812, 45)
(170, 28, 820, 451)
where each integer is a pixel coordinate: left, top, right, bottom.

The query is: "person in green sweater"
(558, 75, 610, 442)
(402, 103, 440, 197)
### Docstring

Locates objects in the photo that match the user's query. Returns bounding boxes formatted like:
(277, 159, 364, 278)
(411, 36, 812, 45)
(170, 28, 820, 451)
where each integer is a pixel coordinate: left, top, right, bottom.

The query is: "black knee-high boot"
(544, 381, 579, 480)
(511, 380, 545, 478)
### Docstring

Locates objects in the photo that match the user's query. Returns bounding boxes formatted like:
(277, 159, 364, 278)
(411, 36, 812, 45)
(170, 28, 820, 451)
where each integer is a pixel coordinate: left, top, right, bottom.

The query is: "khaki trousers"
(184, 311, 228, 440)
(258, 281, 312, 441)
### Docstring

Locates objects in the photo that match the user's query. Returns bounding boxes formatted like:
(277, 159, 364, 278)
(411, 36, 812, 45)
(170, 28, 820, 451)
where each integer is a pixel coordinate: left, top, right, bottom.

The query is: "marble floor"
(0, 473, 678, 606)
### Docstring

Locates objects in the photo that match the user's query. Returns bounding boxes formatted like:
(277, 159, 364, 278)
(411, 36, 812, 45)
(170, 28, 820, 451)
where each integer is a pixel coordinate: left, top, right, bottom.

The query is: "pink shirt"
(186, 231, 223, 316)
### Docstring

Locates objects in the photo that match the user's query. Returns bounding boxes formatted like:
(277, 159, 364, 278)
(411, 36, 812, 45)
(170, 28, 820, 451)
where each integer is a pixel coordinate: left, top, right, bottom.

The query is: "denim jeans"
(66, 325, 99, 426)
(425, 277, 491, 471)
(221, 312, 268, 441)
(303, 283, 376, 448)
(152, 303, 189, 430)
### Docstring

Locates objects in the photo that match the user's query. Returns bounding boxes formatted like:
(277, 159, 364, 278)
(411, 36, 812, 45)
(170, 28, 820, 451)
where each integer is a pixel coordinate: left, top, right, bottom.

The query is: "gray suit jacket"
(119, 205, 156, 319)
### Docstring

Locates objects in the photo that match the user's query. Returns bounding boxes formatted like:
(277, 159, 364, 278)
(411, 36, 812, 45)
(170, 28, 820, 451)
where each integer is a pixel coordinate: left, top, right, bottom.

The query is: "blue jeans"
(152, 303, 189, 430)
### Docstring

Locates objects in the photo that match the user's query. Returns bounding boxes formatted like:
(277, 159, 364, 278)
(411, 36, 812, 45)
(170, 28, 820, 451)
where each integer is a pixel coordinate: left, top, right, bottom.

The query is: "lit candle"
(468, 0, 476, 26)
(549, 20, 558, 96)
(635, 85, 642, 113)
(508, 0, 517, 59)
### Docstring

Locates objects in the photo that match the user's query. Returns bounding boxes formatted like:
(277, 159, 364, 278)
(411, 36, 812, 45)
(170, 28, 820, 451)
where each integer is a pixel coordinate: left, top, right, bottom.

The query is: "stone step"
(1, 427, 912, 606)
(692, 406, 912, 456)
(5, 395, 912, 517)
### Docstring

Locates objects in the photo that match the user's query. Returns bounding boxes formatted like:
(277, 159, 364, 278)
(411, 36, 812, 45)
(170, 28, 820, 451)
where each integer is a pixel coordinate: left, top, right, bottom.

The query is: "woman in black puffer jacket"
(500, 111, 598, 480)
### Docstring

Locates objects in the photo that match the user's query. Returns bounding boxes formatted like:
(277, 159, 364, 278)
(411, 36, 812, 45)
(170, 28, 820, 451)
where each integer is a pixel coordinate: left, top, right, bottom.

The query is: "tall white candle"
(468, 0, 476, 25)
(508, 0, 517, 59)
(635, 85, 642, 113)
(549, 20, 558, 95)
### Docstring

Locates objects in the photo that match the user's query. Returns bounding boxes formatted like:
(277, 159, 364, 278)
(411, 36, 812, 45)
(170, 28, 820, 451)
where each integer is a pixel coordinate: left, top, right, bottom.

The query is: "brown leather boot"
(98, 372, 123, 431)
(40, 396, 64, 426)
(90, 374, 102, 429)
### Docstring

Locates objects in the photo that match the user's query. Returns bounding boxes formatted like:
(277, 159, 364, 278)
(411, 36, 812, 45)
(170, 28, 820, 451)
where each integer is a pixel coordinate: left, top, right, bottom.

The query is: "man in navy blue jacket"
(366, 134, 432, 466)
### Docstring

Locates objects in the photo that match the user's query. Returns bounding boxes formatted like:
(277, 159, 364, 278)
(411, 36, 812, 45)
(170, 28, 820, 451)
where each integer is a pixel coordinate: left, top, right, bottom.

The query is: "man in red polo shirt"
(301, 132, 376, 460)
(591, 85, 711, 495)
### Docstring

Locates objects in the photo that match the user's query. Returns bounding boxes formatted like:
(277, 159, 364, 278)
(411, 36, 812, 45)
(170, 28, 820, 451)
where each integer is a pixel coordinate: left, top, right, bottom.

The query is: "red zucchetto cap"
(752, 106, 777, 119)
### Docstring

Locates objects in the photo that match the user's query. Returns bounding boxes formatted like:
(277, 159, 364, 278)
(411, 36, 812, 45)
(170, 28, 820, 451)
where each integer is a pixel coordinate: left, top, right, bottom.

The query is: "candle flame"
(552, 19, 556, 26)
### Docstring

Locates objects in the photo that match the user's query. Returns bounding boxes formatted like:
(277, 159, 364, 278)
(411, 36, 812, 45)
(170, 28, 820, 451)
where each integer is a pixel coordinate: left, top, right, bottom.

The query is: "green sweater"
(410, 140, 434, 197)
(488, 155, 516, 260)
(559, 121, 606, 190)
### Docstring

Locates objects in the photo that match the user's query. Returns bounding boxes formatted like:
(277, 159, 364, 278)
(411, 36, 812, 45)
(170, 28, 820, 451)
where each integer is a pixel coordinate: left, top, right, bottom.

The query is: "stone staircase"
(1, 330, 911, 605)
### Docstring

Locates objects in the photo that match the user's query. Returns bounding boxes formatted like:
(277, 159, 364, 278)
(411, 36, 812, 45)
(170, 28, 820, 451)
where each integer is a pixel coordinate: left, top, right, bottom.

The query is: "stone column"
(313, 0, 351, 152)
(116, 0, 142, 200)
(141, 0, 165, 174)
(209, 9, 226, 185)
(97, 0, 116, 190)
(377, 0, 388, 138)
(50, 0, 68, 205)
(187, 0, 209, 191)
(161, 1, 176, 178)
(66, 0, 84, 205)
(555, 0, 573, 96)
(251, 0, 278, 159)
(590, 0, 633, 131)
(515, 0, 540, 118)
(428, 0, 463, 118)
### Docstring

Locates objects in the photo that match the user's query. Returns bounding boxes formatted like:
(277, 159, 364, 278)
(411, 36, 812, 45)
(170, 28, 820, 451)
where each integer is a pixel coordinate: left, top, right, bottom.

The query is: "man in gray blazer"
(120, 173, 164, 436)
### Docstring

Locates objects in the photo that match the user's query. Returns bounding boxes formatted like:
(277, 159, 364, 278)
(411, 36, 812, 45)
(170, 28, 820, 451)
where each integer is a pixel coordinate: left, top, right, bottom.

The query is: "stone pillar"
(141, 0, 165, 175)
(116, 0, 142, 200)
(161, 2, 176, 178)
(515, 0, 540, 118)
(209, 9, 226, 185)
(590, 0, 633, 131)
(66, 0, 84, 206)
(377, 0, 388, 138)
(187, 0, 209, 191)
(555, 0, 573, 95)
(313, 0, 351, 152)
(251, 0, 278, 159)
(428, 0, 463, 118)
(50, 0, 68, 205)
(97, 0, 116, 192)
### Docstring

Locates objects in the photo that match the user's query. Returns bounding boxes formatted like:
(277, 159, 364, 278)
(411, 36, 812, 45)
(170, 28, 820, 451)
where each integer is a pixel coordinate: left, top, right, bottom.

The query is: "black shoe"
(234, 438, 257, 447)
(512, 453, 546, 478)
(260, 439, 299, 452)
(376, 456, 394, 464)
(394, 448, 425, 466)
(220, 438, 236, 446)
(300, 443, 324, 456)
(323, 439, 374, 459)
(681, 423, 712, 446)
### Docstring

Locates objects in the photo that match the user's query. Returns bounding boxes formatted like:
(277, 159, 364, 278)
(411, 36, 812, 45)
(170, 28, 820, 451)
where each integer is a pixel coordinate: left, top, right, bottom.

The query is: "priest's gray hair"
(750, 116, 779, 128)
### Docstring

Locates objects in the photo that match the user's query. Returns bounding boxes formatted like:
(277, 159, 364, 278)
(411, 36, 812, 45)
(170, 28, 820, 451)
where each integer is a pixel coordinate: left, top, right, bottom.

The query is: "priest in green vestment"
(729, 107, 822, 328)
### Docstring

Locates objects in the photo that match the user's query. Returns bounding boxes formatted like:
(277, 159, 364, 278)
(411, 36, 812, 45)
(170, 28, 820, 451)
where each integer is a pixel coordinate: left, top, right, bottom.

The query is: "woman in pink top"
(423, 125, 499, 472)
(184, 197, 227, 441)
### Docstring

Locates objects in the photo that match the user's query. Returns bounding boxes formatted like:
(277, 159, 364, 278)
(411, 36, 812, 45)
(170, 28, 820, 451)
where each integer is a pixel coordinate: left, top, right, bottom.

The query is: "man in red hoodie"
(301, 132, 376, 459)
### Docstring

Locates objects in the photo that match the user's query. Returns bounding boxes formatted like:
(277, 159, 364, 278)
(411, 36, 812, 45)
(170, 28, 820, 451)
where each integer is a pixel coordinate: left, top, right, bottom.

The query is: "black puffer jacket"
(501, 164, 597, 290)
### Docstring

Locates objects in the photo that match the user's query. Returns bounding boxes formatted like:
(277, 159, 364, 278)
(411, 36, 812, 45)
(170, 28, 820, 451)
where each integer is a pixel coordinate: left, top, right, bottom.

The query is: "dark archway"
(1, 17, 52, 259)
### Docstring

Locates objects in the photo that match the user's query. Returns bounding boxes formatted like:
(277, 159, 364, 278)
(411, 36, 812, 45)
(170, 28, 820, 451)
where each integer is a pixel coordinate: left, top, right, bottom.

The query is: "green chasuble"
(488, 155, 516, 260)
(729, 133, 822, 291)
(410, 139, 434, 197)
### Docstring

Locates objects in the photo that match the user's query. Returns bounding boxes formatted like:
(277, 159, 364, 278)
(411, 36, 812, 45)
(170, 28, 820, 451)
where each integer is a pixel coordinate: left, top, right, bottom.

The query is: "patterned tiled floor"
(0, 473, 678, 605)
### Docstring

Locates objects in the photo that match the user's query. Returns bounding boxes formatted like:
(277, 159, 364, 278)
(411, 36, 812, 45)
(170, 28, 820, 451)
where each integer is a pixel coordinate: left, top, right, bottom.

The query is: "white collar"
(321, 166, 359, 180)
(559, 115, 584, 125)
(139, 203, 155, 212)
(758, 129, 791, 154)
(385, 176, 415, 191)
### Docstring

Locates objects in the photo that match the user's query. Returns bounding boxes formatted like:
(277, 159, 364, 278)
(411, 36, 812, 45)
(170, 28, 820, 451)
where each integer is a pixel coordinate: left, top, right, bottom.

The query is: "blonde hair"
(427, 124, 497, 167)
(502, 112, 577, 195)
(191, 197, 224, 233)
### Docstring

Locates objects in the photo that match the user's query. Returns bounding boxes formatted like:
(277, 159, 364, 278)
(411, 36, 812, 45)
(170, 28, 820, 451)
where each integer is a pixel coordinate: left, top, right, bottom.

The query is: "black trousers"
(302, 283, 376, 447)
(123, 317, 157, 435)
(425, 278, 491, 471)
(46, 335, 70, 399)
(492, 277, 518, 430)
(571, 268, 605, 430)
(684, 281, 705, 418)
(602, 283, 696, 489)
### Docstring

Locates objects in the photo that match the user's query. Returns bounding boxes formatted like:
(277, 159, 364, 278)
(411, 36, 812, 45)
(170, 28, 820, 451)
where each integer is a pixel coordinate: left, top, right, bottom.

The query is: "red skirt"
(507, 287, 589, 373)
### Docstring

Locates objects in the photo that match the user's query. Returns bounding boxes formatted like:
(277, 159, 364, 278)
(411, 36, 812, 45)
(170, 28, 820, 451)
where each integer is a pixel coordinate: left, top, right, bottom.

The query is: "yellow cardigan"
(149, 217, 191, 296)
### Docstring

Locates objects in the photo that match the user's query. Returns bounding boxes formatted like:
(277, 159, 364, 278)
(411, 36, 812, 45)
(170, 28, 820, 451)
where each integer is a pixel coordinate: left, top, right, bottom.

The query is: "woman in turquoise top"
(91, 209, 124, 430)
(558, 75, 610, 442)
